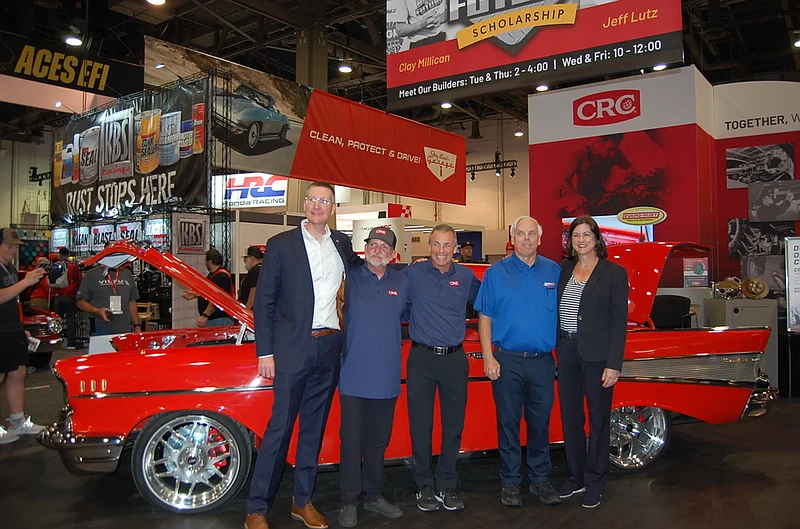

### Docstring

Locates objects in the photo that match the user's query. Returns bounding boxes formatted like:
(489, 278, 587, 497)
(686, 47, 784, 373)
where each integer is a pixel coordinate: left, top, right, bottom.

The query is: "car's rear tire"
(131, 411, 252, 514)
(609, 406, 670, 474)
(246, 122, 260, 150)
(279, 124, 288, 142)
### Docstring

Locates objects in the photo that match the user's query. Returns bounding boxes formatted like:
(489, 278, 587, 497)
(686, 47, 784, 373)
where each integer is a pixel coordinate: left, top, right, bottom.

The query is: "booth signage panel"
(0, 30, 143, 98)
(91, 224, 116, 252)
(714, 81, 800, 139)
(71, 226, 90, 253)
(50, 77, 209, 222)
(51, 228, 69, 251)
(386, 0, 683, 110)
(117, 222, 143, 242)
(211, 173, 288, 209)
(787, 237, 800, 332)
(172, 213, 210, 329)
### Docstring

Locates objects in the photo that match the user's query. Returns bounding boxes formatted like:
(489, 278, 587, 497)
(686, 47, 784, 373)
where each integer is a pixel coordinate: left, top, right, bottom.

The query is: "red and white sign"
(573, 90, 641, 127)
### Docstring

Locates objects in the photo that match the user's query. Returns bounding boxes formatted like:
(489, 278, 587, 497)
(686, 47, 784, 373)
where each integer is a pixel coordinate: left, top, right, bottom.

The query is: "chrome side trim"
(620, 377, 759, 389)
(71, 383, 274, 400)
(620, 352, 761, 384)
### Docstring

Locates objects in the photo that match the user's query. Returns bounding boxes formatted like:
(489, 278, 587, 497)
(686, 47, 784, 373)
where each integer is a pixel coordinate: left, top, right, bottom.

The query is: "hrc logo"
(225, 173, 288, 201)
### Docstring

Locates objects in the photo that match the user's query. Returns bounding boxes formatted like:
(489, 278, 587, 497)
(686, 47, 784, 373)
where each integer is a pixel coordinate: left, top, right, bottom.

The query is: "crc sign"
(212, 173, 288, 209)
(573, 89, 641, 126)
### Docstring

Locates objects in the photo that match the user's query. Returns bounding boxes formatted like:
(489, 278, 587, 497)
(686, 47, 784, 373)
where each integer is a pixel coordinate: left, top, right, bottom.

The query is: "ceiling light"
(653, 64, 667, 71)
(338, 63, 353, 73)
(147, 0, 166, 5)
(155, 63, 165, 69)
(495, 167, 501, 177)
(65, 35, 82, 47)
(794, 37, 800, 48)
(55, 101, 62, 108)
(441, 101, 452, 109)
(514, 122, 524, 137)
(536, 84, 548, 92)
(469, 172, 476, 181)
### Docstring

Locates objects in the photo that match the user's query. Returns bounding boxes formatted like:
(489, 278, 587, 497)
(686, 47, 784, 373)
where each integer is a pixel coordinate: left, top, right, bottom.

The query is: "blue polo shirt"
(474, 253, 561, 354)
(339, 265, 410, 399)
(405, 260, 481, 347)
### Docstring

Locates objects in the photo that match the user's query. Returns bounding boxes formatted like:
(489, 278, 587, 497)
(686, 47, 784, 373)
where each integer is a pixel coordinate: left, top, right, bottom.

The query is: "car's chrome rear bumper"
(741, 373, 779, 420)
(36, 406, 125, 475)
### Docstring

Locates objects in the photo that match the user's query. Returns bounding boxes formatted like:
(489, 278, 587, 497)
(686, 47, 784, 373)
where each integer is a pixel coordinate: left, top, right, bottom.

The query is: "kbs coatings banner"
(50, 78, 209, 222)
(0, 31, 143, 97)
(146, 38, 467, 205)
(386, 0, 683, 110)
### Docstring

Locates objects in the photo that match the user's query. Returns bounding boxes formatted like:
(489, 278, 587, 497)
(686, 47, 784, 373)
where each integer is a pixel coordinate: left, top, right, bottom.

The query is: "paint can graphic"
(62, 143, 74, 184)
(192, 103, 205, 154)
(158, 111, 181, 166)
(72, 133, 80, 183)
(180, 120, 193, 158)
(135, 109, 162, 174)
(79, 126, 101, 185)
(53, 141, 63, 188)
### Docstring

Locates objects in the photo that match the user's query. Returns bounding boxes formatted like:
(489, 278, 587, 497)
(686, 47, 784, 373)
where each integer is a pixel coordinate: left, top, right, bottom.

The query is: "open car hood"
(608, 242, 710, 325)
(83, 241, 254, 329)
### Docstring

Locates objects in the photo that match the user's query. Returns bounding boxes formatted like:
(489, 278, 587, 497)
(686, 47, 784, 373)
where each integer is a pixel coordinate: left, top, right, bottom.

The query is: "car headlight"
(48, 318, 64, 335)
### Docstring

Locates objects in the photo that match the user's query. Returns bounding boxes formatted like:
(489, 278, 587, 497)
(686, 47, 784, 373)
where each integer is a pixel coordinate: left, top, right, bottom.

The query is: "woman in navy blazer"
(555, 215, 628, 509)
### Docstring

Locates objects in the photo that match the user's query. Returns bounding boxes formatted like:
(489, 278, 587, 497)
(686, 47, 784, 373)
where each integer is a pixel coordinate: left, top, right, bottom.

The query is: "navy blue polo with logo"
(339, 264, 410, 400)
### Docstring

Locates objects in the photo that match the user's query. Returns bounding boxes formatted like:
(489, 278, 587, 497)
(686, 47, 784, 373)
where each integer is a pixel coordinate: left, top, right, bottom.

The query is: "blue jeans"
(207, 316, 235, 327)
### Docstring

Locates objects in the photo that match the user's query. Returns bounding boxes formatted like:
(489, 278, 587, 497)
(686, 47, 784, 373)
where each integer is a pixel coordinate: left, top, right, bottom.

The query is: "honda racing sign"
(212, 173, 288, 209)
(573, 90, 641, 126)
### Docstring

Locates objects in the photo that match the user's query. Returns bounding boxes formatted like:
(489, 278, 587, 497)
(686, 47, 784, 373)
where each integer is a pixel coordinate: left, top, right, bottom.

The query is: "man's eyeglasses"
(305, 196, 334, 205)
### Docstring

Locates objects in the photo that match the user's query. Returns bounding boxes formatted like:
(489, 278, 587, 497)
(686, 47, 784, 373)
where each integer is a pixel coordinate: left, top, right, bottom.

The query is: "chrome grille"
(25, 323, 51, 338)
(621, 353, 761, 384)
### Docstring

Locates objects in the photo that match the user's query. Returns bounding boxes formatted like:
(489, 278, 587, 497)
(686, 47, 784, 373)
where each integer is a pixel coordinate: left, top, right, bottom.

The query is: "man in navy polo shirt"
(474, 216, 561, 508)
(337, 227, 409, 528)
(405, 224, 481, 513)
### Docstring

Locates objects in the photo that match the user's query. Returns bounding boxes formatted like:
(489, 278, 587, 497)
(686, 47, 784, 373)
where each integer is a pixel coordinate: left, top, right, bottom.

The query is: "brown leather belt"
(311, 328, 337, 338)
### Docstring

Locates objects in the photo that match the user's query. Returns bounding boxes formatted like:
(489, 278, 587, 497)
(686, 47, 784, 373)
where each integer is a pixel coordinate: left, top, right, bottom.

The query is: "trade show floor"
(2, 351, 799, 529)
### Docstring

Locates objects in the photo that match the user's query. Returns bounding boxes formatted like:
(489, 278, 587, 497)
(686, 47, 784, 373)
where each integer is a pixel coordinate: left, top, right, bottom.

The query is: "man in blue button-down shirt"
(474, 216, 562, 508)
(404, 224, 481, 513)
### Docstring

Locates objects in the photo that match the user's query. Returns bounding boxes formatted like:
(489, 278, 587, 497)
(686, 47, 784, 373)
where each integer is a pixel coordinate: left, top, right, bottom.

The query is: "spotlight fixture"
(441, 101, 452, 109)
(514, 122, 524, 137)
(55, 101, 62, 108)
(469, 172, 476, 182)
(536, 84, 549, 92)
(147, 0, 166, 5)
(510, 167, 515, 178)
(339, 62, 353, 73)
(495, 167, 501, 177)
(65, 35, 82, 47)
(653, 64, 667, 71)
(155, 62, 165, 69)
(794, 36, 800, 48)
(55, 101, 77, 113)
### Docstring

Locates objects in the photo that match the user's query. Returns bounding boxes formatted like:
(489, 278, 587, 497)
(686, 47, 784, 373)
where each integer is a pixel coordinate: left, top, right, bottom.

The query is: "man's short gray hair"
(429, 223, 456, 243)
(511, 216, 543, 236)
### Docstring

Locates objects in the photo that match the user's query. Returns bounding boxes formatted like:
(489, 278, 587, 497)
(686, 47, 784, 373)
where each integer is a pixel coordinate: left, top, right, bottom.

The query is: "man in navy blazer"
(246, 182, 362, 529)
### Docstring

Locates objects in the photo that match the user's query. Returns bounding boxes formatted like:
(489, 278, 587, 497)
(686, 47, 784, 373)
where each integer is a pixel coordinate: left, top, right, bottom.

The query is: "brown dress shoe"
(291, 500, 329, 529)
(244, 513, 269, 529)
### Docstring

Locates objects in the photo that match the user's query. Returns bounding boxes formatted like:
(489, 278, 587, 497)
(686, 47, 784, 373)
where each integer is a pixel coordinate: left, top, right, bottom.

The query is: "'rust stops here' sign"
(0, 31, 143, 97)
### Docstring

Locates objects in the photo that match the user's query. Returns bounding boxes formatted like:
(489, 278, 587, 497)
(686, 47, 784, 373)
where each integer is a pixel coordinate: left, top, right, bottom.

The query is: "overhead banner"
(50, 77, 209, 222)
(0, 30, 143, 98)
(386, 0, 683, 110)
(145, 37, 467, 206)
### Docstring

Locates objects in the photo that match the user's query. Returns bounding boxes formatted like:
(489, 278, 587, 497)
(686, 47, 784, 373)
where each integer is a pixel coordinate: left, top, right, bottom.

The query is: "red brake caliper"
(208, 427, 229, 468)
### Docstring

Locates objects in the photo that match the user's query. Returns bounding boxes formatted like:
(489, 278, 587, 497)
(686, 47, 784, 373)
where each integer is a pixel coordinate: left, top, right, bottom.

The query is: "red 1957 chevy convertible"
(38, 241, 776, 514)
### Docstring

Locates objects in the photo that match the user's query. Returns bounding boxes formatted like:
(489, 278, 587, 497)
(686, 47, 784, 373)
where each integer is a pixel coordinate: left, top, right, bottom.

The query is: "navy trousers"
(246, 331, 342, 515)
(491, 350, 556, 485)
(556, 337, 614, 495)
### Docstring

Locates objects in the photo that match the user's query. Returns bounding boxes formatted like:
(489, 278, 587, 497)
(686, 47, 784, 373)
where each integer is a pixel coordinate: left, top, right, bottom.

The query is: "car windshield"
(235, 86, 273, 108)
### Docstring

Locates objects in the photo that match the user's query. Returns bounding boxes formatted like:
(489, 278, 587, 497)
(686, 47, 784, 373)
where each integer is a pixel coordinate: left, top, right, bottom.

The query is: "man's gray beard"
(367, 255, 391, 267)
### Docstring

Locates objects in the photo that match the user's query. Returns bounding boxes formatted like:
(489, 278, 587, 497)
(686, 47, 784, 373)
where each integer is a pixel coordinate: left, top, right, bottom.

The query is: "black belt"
(412, 341, 462, 355)
(559, 329, 577, 340)
(495, 347, 551, 358)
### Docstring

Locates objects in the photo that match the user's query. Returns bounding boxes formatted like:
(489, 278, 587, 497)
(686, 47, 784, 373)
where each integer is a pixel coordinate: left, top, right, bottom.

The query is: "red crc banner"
(386, 0, 683, 110)
(291, 91, 466, 205)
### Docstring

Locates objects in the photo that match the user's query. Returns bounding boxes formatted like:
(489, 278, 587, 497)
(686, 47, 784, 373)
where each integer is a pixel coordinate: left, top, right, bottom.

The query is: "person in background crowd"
(52, 247, 83, 350)
(404, 224, 481, 513)
(0, 228, 48, 443)
(182, 249, 235, 327)
(456, 241, 485, 264)
(245, 182, 362, 529)
(337, 227, 409, 528)
(556, 215, 628, 509)
(28, 256, 51, 310)
(77, 263, 141, 336)
(474, 216, 561, 508)
(239, 246, 263, 310)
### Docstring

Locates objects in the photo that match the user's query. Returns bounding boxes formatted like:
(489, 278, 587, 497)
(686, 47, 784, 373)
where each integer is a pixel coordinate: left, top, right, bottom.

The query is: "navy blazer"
(254, 226, 361, 374)
(557, 258, 629, 371)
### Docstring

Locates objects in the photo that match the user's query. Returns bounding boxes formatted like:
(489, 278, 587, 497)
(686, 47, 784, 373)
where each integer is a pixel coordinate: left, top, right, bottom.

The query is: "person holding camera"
(77, 263, 141, 336)
(0, 228, 46, 444)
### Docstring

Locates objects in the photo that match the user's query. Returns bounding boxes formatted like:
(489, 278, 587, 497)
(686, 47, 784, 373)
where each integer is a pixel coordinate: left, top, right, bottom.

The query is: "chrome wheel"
(609, 406, 669, 473)
(140, 415, 243, 511)
(247, 122, 260, 149)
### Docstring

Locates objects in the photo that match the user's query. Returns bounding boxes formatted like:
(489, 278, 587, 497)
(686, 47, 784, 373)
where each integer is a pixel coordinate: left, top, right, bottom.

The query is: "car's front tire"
(246, 122, 261, 150)
(609, 406, 670, 474)
(131, 411, 252, 514)
(279, 124, 288, 142)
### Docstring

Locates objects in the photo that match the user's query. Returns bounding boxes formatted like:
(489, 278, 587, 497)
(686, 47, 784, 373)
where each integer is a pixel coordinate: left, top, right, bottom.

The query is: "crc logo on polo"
(388, 290, 398, 296)
(423, 147, 457, 182)
(450, 280, 459, 286)
(573, 89, 641, 126)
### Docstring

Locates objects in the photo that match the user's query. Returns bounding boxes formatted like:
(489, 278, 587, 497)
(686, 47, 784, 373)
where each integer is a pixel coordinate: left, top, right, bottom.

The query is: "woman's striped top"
(558, 275, 585, 333)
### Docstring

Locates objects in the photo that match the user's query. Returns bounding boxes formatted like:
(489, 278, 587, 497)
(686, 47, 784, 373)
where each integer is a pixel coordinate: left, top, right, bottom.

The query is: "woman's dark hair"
(566, 215, 608, 260)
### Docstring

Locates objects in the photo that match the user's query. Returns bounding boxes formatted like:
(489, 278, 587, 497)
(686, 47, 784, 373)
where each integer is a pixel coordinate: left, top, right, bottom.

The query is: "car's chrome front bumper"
(741, 373, 779, 420)
(36, 406, 125, 475)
